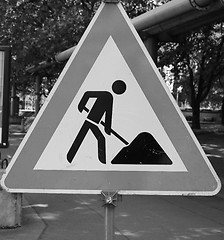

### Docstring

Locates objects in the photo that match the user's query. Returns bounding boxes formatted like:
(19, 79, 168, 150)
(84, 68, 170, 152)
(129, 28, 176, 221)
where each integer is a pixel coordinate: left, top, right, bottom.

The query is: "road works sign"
(2, 2, 221, 195)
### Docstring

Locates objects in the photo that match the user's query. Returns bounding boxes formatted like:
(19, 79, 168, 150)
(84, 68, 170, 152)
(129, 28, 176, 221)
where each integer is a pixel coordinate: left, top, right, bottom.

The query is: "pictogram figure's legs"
(67, 120, 106, 164)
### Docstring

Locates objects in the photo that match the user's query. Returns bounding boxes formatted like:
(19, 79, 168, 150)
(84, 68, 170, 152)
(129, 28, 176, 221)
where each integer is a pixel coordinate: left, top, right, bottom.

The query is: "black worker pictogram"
(67, 80, 127, 164)
(67, 79, 172, 165)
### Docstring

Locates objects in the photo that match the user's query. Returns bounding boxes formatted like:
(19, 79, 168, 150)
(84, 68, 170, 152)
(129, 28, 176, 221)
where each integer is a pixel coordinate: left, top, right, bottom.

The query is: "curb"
(0, 198, 45, 240)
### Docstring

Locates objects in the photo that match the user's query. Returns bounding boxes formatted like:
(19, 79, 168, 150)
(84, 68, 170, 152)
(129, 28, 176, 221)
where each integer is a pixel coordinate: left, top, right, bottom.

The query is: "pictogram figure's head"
(112, 80, 126, 95)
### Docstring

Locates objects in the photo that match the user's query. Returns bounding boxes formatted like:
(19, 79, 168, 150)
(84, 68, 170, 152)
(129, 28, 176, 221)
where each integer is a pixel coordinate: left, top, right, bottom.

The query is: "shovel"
(83, 106, 129, 145)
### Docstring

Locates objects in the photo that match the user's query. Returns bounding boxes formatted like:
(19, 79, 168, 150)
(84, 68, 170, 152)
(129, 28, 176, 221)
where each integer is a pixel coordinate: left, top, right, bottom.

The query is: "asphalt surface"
(0, 124, 224, 240)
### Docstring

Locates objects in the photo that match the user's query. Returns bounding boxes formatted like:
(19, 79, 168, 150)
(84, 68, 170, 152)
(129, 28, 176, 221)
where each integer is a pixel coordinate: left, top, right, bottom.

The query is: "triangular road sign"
(2, 2, 221, 195)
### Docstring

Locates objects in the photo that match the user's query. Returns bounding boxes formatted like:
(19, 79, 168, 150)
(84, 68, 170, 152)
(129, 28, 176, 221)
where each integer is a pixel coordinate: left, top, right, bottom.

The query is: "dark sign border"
(0, 46, 11, 148)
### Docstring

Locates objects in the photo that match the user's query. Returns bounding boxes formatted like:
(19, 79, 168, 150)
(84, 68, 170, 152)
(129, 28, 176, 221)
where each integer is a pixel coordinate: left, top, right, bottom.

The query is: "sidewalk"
(0, 125, 44, 240)
(0, 124, 224, 240)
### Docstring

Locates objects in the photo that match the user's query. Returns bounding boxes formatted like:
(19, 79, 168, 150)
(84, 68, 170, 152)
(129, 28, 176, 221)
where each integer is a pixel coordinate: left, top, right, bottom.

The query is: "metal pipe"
(143, 38, 158, 64)
(190, 0, 212, 9)
(55, 0, 216, 62)
(55, 46, 76, 63)
(132, 0, 212, 32)
(35, 75, 41, 115)
(143, 0, 224, 38)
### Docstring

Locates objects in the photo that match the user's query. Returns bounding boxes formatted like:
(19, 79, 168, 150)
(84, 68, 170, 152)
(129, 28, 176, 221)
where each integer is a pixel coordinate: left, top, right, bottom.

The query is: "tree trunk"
(222, 96, 224, 125)
(191, 101, 201, 129)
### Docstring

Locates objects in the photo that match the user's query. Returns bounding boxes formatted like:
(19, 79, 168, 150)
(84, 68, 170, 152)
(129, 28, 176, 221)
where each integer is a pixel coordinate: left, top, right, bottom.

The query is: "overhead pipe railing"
(26, 0, 223, 71)
(55, 0, 217, 62)
(142, 0, 224, 40)
(131, 0, 212, 32)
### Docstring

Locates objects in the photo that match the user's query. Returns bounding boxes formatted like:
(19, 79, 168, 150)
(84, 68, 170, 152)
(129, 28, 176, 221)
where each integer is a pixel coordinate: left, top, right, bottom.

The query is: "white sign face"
(34, 36, 187, 172)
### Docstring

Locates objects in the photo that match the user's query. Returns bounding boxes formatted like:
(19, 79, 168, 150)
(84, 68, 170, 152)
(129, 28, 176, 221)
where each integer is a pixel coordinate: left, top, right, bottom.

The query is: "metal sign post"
(101, 191, 121, 240)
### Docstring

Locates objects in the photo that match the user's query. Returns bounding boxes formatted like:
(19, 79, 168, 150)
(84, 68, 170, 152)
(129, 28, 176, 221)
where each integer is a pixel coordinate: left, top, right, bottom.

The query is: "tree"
(1, 0, 91, 91)
(159, 22, 224, 129)
(213, 76, 224, 125)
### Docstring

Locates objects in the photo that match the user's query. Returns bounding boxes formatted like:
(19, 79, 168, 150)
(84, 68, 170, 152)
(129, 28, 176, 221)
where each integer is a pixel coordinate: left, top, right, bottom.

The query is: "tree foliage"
(0, 0, 160, 95)
(158, 22, 224, 128)
(2, 0, 223, 128)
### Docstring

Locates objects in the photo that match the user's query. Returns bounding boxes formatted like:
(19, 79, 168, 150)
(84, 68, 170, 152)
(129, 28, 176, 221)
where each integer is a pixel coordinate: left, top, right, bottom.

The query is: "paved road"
(22, 191, 224, 240)
(196, 132, 224, 181)
(1, 128, 224, 240)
